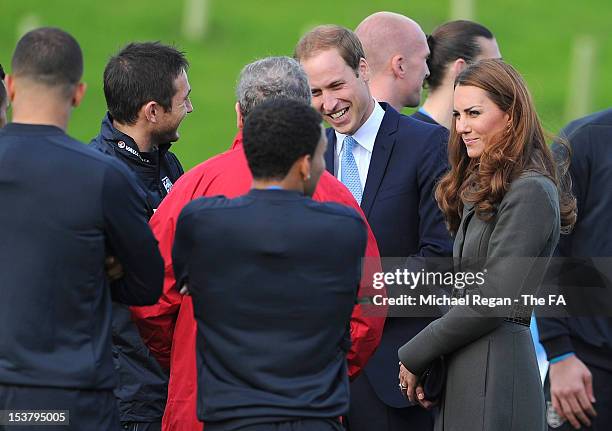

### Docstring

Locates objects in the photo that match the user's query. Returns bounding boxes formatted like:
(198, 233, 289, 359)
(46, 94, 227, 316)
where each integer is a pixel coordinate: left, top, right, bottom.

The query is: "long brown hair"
(435, 59, 576, 234)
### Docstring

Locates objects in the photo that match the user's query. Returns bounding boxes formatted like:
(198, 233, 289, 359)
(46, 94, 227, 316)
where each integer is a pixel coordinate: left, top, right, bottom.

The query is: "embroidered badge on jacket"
(162, 176, 174, 193)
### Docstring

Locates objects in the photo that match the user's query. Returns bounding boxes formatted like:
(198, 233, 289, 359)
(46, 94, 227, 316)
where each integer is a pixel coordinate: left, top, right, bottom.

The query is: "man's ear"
(143, 101, 160, 123)
(298, 154, 312, 182)
(235, 102, 244, 130)
(391, 55, 405, 79)
(71, 82, 87, 107)
(451, 58, 468, 80)
(358, 57, 370, 83)
(5, 75, 16, 102)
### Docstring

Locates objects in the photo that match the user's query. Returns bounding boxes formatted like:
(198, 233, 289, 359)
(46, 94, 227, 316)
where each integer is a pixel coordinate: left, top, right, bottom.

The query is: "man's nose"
(321, 91, 337, 113)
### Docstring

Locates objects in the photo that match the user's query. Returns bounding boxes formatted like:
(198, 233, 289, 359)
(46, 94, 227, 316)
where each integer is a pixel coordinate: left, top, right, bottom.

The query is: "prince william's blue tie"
(341, 135, 362, 205)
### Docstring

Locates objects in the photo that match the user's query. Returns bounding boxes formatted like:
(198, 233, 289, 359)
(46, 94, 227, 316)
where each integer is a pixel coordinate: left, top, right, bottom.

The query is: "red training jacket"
(131, 133, 385, 431)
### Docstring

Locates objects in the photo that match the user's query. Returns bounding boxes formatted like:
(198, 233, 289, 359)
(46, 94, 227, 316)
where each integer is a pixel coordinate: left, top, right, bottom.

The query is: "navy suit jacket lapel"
(361, 103, 399, 217)
(324, 130, 336, 177)
(324, 102, 399, 216)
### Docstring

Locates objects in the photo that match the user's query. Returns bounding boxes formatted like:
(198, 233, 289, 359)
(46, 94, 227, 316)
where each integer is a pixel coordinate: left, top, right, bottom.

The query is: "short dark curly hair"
(243, 99, 322, 180)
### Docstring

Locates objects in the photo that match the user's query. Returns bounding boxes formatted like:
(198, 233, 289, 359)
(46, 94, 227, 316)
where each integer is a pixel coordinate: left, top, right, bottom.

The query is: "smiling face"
(154, 69, 193, 144)
(300, 48, 374, 135)
(453, 85, 509, 159)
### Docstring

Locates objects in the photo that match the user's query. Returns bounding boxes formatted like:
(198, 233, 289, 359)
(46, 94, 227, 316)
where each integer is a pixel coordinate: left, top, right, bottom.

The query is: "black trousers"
(347, 373, 434, 431)
(545, 363, 612, 430)
(0, 384, 121, 431)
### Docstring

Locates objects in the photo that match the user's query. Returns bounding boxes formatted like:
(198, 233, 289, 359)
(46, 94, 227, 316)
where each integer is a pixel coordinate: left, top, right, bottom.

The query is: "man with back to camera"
(0, 64, 8, 127)
(90, 41, 192, 431)
(537, 109, 612, 431)
(172, 98, 367, 431)
(130, 56, 385, 431)
(295, 23, 452, 431)
(0, 28, 163, 430)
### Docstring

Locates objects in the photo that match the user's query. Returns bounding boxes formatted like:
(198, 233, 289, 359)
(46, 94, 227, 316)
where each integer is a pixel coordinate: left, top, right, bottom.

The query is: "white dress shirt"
(334, 100, 385, 193)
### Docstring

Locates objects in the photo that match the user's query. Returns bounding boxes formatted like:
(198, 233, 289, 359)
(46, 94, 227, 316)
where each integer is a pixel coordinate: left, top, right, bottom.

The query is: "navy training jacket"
(537, 109, 612, 372)
(90, 113, 184, 422)
(0, 123, 163, 390)
(173, 189, 367, 429)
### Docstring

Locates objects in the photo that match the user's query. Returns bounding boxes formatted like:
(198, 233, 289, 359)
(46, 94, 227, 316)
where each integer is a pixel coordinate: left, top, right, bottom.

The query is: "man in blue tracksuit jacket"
(537, 109, 612, 430)
(90, 42, 193, 431)
(0, 28, 163, 430)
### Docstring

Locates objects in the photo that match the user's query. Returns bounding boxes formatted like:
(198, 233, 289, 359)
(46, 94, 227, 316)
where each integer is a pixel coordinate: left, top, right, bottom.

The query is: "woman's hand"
(398, 362, 437, 409)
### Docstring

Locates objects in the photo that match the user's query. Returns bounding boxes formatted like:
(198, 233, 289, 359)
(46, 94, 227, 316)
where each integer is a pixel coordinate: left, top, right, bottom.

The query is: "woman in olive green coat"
(398, 59, 577, 431)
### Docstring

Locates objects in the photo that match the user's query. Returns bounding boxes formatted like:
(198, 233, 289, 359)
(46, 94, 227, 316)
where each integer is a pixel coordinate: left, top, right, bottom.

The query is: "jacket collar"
(230, 131, 243, 150)
(248, 188, 304, 200)
(2, 123, 65, 136)
(98, 112, 171, 164)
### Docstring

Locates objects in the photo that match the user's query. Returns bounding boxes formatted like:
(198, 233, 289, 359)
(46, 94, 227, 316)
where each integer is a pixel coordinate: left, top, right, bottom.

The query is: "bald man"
(356, 12, 430, 112)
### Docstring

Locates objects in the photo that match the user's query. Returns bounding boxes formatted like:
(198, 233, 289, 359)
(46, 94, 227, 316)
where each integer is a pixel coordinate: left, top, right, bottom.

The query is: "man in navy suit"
(172, 98, 367, 431)
(295, 25, 452, 431)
